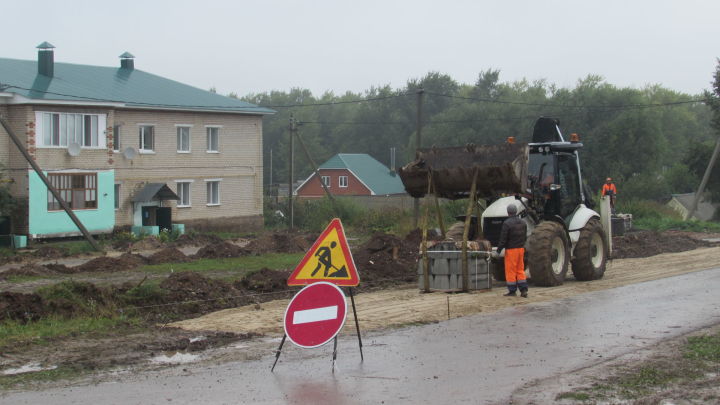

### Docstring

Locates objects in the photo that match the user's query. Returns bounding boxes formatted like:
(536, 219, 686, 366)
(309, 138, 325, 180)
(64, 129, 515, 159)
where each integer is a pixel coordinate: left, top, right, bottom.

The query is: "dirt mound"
(74, 253, 145, 273)
(32, 246, 67, 259)
(170, 233, 224, 248)
(193, 241, 247, 259)
(612, 230, 715, 259)
(0, 291, 45, 321)
(129, 236, 163, 251)
(146, 248, 190, 265)
(244, 232, 313, 254)
(44, 262, 75, 274)
(353, 232, 418, 287)
(235, 268, 291, 293)
(0, 264, 57, 280)
(159, 272, 250, 313)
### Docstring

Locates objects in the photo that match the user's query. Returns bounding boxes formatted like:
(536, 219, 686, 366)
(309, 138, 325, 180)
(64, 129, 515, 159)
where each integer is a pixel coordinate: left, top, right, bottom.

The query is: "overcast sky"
(4, 0, 719, 98)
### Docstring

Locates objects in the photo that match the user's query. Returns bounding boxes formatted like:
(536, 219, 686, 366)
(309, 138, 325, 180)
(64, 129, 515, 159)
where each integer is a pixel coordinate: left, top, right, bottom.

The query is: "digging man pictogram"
(310, 241, 348, 278)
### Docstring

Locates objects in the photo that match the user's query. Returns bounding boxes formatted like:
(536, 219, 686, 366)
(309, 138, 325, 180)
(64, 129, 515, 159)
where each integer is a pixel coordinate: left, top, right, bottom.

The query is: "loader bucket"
(398, 143, 528, 200)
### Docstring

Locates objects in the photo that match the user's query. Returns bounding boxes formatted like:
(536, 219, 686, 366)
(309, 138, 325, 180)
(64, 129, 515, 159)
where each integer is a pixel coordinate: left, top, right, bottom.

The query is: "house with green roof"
(0, 43, 273, 239)
(295, 153, 406, 198)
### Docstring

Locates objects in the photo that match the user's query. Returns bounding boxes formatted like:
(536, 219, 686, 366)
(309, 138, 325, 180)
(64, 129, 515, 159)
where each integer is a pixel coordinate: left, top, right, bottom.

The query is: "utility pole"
(288, 115, 296, 229)
(686, 135, 720, 220)
(413, 88, 424, 228)
(0, 116, 102, 251)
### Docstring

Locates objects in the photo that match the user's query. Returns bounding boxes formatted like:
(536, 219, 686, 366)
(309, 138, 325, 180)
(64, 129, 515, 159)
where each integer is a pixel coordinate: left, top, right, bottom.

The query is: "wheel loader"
(399, 117, 609, 287)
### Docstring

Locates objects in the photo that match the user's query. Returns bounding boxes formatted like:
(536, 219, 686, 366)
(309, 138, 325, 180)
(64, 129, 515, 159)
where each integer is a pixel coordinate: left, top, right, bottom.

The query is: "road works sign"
(287, 218, 359, 286)
(284, 282, 348, 348)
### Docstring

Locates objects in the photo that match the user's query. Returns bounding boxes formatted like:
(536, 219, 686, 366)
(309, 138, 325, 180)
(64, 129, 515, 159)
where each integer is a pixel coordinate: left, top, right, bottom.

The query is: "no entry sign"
(283, 282, 348, 348)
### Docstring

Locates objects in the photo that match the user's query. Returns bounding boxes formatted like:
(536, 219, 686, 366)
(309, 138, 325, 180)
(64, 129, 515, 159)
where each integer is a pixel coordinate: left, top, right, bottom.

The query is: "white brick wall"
(1, 105, 265, 229)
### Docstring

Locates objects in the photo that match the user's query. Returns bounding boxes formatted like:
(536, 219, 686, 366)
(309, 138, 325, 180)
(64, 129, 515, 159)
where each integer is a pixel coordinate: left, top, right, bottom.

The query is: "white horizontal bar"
(293, 305, 338, 325)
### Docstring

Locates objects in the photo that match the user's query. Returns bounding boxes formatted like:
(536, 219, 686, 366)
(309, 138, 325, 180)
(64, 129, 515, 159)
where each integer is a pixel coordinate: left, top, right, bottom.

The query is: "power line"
(261, 93, 413, 108)
(1, 83, 412, 110)
(425, 91, 706, 109)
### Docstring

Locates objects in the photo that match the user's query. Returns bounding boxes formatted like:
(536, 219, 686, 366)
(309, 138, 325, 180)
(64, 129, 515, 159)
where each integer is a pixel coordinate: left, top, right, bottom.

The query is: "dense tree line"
(242, 69, 716, 201)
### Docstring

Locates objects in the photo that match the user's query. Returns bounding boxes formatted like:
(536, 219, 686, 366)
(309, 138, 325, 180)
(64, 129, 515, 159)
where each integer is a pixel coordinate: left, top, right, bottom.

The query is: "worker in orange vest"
(497, 204, 528, 298)
(602, 177, 617, 213)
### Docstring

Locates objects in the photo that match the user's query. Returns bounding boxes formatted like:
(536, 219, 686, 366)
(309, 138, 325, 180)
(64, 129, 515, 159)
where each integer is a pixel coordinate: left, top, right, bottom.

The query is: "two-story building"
(0, 43, 274, 238)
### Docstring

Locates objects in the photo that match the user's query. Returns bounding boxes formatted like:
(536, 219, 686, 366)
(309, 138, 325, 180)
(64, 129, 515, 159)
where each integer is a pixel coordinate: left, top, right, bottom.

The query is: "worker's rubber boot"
(503, 291, 517, 297)
(520, 289, 528, 298)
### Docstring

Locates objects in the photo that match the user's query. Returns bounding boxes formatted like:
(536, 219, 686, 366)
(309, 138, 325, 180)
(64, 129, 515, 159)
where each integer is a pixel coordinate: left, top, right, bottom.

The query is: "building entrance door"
(157, 207, 172, 232)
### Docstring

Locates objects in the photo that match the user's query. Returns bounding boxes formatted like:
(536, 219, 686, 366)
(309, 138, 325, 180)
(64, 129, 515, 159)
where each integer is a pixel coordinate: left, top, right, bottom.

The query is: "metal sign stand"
(270, 288, 364, 372)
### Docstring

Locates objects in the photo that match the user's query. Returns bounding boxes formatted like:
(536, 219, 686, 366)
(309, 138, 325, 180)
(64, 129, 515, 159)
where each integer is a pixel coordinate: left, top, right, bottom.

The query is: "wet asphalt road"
(3, 267, 720, 405)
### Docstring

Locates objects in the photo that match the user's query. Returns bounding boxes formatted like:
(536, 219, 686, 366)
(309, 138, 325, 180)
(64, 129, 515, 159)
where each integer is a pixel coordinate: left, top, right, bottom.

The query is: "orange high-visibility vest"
(602, 183, 617, 196)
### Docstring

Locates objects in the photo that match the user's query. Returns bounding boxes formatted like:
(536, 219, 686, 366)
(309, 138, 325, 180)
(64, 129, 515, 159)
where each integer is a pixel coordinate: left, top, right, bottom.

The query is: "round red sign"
(283, 282, 348, 348)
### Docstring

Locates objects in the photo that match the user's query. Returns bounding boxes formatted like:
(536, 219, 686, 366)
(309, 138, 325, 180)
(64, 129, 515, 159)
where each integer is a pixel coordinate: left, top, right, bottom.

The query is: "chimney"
(119, 52, 135, 70)
(37, 41, 55, 77)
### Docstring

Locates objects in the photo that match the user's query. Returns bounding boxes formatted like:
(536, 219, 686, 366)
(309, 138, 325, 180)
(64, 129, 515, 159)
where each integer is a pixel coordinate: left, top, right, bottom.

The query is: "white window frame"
(205, 178, 222, 206)
(321, 176, 331, 187)
(138, 124, 155, 153)
(339, 176, 348, 188)
(35, 112, 107, 149)
(176, 124, 192, 153)
(206, 125, 221, 153)
(174, 180, 194, 207)
(47, 172, 98, 211)
(114, 183, 121, 210)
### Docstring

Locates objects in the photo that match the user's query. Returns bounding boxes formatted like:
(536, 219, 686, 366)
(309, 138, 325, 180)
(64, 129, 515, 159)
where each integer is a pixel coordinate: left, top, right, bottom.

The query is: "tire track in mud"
(170, 247, 720, 335)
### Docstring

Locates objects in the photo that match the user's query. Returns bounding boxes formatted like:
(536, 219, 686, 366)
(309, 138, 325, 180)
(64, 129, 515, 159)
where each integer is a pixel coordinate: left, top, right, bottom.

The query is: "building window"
(114, 184, 120, 209)
(47, 173, 97, 211)
(139, 125, 154, 152)
(36, 112, 106, 148)
(206, 127, 219, 152)
(206, 180, 220, 205)
(113, 125, 121, 152)
(177, 126, 191, 152)
(177, 181, 191, 207)
(321, 176, 331, 187)
(339, 176, 348, 188)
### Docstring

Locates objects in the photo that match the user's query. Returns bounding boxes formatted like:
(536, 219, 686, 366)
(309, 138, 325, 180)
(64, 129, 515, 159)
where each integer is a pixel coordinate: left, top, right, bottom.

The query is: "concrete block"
(11, 235, 27, 249)
(172, 224, 185, 235)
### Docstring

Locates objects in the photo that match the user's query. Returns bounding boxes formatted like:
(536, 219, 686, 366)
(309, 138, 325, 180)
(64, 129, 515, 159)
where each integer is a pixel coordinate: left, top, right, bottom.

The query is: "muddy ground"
(0, 229, 718, 385)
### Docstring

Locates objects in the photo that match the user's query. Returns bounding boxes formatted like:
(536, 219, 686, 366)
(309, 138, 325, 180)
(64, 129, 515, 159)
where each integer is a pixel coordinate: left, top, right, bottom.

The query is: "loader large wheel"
(527, 221, 569, 286)
(571, 219, 608, 281)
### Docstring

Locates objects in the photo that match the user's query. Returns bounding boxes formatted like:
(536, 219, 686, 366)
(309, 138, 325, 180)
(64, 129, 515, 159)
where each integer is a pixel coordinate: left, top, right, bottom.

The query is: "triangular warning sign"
(287, 218, 359, 286)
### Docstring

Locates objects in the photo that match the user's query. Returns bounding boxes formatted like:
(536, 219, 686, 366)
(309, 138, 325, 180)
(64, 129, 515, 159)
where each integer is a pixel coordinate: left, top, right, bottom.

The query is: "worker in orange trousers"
(497, 204, 528, 298)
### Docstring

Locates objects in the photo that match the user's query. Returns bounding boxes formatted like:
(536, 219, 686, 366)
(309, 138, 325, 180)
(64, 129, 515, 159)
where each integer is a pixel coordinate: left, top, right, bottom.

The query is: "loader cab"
(528, 143, 584, 220)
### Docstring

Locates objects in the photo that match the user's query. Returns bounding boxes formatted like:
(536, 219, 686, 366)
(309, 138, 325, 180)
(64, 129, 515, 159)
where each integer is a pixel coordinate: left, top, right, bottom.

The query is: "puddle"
(189, 336, 207, 343)
(2, 363, 57, 375)
(150, 352, 200, 364)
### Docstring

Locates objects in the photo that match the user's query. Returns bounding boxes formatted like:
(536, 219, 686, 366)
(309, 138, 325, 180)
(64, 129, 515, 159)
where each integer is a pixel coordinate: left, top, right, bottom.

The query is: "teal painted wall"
(28, 171, 115, 236)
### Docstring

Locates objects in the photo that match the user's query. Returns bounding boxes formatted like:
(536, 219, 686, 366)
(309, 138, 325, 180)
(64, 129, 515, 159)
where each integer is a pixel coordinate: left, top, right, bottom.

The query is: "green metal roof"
(0, 57, 274, 114)
(319, 153, 406, 195)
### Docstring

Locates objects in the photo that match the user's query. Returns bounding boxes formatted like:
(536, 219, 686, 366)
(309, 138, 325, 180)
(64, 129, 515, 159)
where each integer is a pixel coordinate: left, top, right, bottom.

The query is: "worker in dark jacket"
(497, 204, 528, 297)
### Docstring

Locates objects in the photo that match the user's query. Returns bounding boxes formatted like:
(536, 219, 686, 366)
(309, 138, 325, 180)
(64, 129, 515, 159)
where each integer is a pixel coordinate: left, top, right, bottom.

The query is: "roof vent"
(119, 52, 135, 70)
(37, 41, 55, 77)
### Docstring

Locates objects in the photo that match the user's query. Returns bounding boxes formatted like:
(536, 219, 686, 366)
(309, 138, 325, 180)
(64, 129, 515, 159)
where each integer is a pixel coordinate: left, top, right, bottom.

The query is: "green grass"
(138, 252, 304, 275)
(634, 217, 720, 232)
(551, 332, 720, 402)
(0, 315, 141, 350)
(33, 240, 101, 256)
(555, 392, 590, 401)
(0, 365, 85, 390)
(685, 332, 720, 362)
